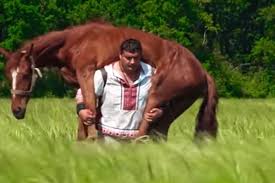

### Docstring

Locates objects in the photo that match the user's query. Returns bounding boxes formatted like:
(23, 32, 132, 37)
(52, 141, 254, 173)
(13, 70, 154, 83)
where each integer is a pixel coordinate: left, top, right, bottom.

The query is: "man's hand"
(144, 108, 163, 122)
(79, 109, 96, 125)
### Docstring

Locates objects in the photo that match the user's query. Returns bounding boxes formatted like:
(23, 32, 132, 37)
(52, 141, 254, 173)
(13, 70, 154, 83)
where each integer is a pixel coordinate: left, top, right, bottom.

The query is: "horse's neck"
(32, 32, 66, 68)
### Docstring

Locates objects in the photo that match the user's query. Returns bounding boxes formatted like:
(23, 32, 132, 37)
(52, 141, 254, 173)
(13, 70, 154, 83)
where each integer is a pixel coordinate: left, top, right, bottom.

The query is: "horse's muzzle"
(12, 107, 26, 119)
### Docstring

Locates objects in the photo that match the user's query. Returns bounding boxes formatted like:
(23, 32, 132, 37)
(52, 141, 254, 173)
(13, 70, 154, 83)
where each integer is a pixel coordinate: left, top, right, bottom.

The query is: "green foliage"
(32, 70, 76, 98)
(257, 5, 275, 39)
(0, 0, 275, 98)
(242, 70, 271, 98)
(134, 0, 193, 45)
(203, 56, 244, 97)
(203, 53, 275, 98)
(250, 38, 275, 65)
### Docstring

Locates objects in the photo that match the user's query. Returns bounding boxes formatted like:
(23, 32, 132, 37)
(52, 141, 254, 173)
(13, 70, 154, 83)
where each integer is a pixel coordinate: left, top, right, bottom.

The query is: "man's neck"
(114, 61, 140, 84)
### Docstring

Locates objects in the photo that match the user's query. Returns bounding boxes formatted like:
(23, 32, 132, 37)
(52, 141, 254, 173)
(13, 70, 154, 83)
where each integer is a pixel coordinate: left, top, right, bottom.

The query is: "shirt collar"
(112, 61, 152, 85)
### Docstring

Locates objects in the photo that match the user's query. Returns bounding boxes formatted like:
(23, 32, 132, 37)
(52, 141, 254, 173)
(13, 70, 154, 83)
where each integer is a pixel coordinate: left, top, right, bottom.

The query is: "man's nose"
(129, 58, 136, 64)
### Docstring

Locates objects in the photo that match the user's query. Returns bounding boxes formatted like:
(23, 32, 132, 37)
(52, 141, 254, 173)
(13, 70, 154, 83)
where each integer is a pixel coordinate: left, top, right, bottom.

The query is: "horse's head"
(0, 44, 42, 119)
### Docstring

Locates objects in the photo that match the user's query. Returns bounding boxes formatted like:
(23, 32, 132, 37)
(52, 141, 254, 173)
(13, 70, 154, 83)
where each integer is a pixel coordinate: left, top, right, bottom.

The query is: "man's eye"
(126, 57, 137, 60)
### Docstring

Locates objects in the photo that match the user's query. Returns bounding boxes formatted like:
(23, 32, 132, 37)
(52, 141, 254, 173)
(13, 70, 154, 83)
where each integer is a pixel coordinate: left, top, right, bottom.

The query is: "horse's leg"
(148, 96, 198, 141)
(77, 117, 88, 140)
(137, 69, 174, 136)
(137, 60, 205, 137)
(59, 67, 93, 140)
(137, 87, 163, 136)
(149, 72, 218, 140)
(60, 67, 79, 87)
(76, 64, 98, 140)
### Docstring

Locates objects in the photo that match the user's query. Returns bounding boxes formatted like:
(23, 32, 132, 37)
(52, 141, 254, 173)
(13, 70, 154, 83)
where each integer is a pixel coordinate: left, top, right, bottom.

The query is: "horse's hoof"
(133, 135, 150, 144)
(87, 136, 97, 141)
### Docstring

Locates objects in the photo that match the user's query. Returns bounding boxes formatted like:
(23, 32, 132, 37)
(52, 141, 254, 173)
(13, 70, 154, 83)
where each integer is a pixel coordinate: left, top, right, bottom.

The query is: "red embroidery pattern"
(123, 86, 137, 110)
(100, 127, 138, 138)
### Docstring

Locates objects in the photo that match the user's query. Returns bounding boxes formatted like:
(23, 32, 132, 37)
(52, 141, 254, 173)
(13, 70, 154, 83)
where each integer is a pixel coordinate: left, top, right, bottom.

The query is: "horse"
(0, 21, 218, 140)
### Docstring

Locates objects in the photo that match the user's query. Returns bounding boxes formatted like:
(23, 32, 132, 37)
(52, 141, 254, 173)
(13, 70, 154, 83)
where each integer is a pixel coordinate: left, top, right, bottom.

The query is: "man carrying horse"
(0, 21, 218, 141)
(75, 39, 163, 142)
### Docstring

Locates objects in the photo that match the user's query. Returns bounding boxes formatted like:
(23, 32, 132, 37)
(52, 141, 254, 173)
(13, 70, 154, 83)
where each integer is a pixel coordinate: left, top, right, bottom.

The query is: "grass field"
(0, 98, 275, 183)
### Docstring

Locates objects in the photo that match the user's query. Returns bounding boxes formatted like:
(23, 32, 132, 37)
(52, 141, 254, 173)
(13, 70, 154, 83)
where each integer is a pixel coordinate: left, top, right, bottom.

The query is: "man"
(76, 39, 162, 143)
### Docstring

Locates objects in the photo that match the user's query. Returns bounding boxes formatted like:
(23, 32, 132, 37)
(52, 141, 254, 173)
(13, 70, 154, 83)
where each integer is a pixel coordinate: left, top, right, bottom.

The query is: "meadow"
(0, 98, 275, 183)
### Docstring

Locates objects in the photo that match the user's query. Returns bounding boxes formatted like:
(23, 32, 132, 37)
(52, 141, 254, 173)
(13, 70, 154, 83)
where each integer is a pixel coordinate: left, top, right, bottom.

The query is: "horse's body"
(1, 21, 218, 139)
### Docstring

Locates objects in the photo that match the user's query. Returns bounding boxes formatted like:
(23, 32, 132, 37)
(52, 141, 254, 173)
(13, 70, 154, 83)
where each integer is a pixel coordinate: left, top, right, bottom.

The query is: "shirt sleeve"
(94, 69, 104, 97)
(75, 69, 104, 104)
(75, 88, 84, 104)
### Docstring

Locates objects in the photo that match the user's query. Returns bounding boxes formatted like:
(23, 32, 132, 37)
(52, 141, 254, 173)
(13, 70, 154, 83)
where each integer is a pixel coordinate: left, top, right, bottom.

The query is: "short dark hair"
(120, 39, 142, 54)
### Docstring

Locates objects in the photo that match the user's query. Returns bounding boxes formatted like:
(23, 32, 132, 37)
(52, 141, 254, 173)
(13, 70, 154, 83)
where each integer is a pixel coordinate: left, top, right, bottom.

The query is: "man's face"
(119, 51, 141, 73)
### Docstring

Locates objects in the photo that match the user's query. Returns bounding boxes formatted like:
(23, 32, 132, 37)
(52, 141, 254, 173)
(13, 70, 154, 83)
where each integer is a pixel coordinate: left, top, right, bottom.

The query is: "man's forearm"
(76, 103, 86, 115)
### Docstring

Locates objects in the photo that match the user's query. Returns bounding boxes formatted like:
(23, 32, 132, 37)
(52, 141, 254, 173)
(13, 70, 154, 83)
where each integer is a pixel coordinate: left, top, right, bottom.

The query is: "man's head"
(119, 39, 142, 73)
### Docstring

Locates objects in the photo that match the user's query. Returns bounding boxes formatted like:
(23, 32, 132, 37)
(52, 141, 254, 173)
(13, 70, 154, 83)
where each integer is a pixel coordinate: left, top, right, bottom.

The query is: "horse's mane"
(19, 18, 114, 52)
(85, 18, 113, 26)
(19, 31, 65, 54)
(65, 18, 114, 31)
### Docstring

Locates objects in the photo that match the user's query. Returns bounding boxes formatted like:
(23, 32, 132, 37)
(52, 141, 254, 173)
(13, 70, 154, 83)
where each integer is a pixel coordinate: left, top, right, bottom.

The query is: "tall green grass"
(0, 98, 275, 183)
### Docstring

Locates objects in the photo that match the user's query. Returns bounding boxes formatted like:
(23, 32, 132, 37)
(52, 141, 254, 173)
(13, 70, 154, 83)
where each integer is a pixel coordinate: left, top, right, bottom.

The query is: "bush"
(203, 54, 275, 98)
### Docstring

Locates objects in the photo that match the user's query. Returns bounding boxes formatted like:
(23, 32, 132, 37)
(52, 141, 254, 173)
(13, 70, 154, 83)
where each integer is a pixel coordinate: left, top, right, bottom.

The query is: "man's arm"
(76, 89, 95, 122)
(75, 70, 105, 122)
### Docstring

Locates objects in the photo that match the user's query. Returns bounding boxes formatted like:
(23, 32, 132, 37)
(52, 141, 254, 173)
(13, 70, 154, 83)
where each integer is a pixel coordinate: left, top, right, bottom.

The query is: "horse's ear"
(0, 47, 11, 61)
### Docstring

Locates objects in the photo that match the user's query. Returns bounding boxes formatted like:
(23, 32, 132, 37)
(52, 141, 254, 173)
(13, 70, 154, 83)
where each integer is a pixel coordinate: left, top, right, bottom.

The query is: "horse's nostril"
(17, 107, 22, 111)
(13, 107, 25, 119)
(13, 107, 23, 115)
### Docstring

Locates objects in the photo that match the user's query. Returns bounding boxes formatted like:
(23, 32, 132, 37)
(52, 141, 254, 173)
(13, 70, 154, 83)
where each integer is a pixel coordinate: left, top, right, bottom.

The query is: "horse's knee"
(77, 118, 87, 141)
(60, 67, 78, 86)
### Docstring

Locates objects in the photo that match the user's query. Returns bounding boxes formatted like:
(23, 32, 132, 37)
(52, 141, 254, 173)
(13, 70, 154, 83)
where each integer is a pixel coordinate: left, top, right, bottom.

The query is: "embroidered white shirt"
(76, 61, 153, 138)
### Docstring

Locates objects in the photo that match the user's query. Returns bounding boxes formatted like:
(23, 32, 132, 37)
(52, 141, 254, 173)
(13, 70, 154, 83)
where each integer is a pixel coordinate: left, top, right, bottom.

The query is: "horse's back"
(59, 21, 206, 84)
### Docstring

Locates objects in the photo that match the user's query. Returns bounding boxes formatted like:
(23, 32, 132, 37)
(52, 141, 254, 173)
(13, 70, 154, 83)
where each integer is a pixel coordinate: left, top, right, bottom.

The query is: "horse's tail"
(195, 72, 218, 138)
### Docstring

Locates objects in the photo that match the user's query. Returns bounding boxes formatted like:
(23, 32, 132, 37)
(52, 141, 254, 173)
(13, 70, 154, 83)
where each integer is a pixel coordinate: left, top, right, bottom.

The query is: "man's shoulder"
(95, 63, 113, 74)
(140, 61, 154, 76)
(104, 63, 114, 71)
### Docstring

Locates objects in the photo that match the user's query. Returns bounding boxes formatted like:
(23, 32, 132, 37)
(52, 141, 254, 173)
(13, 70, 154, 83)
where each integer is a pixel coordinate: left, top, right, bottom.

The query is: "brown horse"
(0, 21, 218, 140)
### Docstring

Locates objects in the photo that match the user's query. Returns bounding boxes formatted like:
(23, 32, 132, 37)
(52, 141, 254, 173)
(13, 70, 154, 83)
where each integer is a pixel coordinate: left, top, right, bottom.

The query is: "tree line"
(0, 0, 275, 97)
